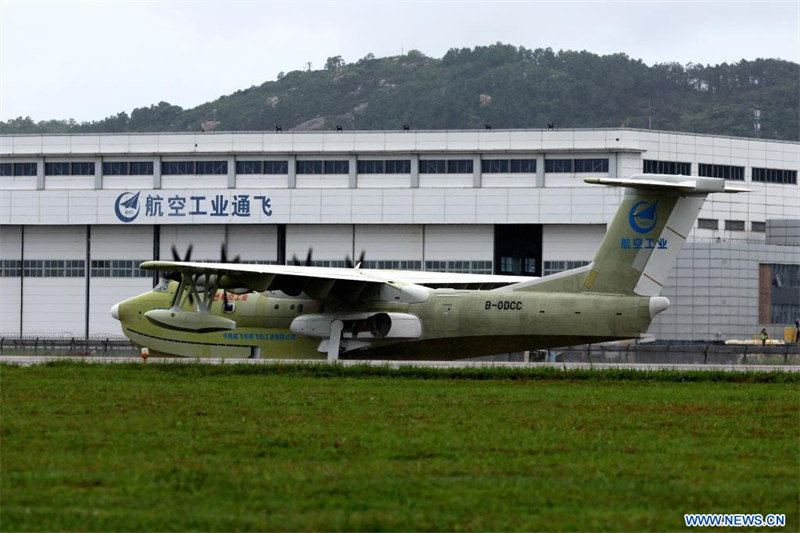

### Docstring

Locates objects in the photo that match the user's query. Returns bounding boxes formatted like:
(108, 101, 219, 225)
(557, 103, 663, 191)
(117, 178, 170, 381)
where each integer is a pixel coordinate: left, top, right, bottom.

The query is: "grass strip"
(2, 362, 798, 531)
(15, 359, 800, 382)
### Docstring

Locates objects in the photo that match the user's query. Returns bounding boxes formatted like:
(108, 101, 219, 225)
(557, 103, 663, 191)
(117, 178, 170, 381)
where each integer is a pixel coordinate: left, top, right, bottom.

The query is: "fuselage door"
(435, 298, 460, 332)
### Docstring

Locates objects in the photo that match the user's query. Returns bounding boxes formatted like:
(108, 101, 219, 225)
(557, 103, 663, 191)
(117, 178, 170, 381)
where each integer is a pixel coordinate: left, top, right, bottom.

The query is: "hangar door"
(494, 224, 542, 276)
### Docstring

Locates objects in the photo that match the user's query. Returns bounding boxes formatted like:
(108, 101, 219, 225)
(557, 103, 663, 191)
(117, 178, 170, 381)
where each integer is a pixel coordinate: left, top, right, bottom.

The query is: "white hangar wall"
(89, 226, 154, 336)
(0, 225, 22, 333)
(1, 128, 798, 342)
(424, 225, 494, 273)
(650, 238, 800, 341)
(159, 226, 227, 261)
(542, 225, 606, 262)
(287, 225, 354, 263)
(354, 225, 422, 264)
(227, 225, 279, 263)
(22, 226, 87, 335)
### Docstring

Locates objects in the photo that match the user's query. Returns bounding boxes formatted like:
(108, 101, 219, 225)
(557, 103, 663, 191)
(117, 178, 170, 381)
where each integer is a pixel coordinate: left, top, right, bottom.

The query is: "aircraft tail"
(509, 174, 749, 296)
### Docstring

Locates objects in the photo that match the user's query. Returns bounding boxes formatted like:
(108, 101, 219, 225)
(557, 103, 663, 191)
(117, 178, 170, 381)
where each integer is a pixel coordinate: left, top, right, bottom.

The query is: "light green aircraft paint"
(112, 174, 749, 360)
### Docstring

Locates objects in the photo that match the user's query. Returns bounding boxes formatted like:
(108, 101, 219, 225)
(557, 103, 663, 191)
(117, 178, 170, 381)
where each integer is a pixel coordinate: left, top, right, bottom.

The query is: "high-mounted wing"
(361, 269, 536, 290)
(141, 260, 381, 301)
(140, 260, 535, 302)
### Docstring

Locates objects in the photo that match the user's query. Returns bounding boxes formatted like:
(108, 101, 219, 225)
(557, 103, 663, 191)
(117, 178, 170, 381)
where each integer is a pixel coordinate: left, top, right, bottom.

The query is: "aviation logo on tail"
(628, 201, 658, 234)
(115, 192, 141, 223)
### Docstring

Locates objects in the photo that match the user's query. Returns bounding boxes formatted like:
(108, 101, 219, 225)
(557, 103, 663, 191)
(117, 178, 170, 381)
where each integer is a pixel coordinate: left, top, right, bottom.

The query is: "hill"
(2, 44, 798, 141)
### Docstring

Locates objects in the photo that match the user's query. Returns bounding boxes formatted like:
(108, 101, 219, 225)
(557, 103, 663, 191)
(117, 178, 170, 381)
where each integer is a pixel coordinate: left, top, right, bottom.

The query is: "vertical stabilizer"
(582, 188, 701, 295)
(509, 174, 749, 296)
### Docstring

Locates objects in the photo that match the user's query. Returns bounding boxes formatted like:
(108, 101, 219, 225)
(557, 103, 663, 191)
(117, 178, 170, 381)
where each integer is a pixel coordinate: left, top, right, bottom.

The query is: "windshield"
(152, 279, 171, 293)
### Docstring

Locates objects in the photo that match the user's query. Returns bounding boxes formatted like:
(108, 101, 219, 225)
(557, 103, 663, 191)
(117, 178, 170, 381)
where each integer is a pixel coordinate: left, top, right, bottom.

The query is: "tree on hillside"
(325, 56, 344, 70)
(2, 44, 796, 141)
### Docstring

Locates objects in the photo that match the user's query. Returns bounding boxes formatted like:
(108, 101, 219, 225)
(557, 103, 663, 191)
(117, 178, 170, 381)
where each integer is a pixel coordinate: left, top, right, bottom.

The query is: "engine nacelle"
(290, 312, 422, 340)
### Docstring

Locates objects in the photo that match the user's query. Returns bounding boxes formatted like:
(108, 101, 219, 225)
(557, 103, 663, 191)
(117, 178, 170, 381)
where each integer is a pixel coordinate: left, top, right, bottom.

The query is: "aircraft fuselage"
(113, 281, 656, 359)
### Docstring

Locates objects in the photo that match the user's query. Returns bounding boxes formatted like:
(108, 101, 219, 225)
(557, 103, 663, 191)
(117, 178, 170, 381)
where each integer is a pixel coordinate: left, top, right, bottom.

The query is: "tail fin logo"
(628, 201, 658, 234)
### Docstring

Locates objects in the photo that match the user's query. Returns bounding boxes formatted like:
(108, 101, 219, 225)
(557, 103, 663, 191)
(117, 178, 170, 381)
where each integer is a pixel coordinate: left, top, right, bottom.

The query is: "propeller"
(171, 243, 193, 263)
(218, 242, 242, 309)
(167, 242, 248, 311)
(345, 250, 366, 269)
(166, 243, 194, 307)
(166, 243, 193, 282)
(291, 248, 314, 267)
(220, 242, 241, 264)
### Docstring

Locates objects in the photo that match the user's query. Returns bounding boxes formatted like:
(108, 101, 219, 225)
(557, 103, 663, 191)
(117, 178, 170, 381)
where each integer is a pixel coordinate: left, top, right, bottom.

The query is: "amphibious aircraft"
(111, 174, 748, 360)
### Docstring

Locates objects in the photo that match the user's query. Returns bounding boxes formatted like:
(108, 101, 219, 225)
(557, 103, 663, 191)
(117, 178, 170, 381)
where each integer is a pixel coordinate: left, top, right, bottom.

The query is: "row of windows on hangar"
(0, 259, 594, 278)
(698, 219, 766, 232)
(0, 259, 493, 277)
(2, 158, 796, 184)
(0, 158, 602, 177)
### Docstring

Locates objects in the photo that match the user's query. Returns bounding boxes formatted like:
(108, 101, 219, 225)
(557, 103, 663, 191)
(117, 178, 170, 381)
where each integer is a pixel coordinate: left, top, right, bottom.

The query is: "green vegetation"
(2, 44, 797, 140)
(2, 362, 798, 531)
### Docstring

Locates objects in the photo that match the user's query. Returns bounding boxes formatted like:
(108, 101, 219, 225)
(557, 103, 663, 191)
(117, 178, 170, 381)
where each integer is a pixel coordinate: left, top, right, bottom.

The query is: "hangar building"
(1, 128, 798, 343)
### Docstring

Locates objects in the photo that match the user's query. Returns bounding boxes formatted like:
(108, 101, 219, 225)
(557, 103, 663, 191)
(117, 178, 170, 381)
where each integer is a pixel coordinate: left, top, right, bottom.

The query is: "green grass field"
(1, 363, 798, 532)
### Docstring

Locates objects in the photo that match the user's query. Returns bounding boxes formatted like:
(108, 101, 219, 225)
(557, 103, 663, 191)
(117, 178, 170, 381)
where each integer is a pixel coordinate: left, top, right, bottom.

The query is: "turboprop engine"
(289, 312, 422, 340)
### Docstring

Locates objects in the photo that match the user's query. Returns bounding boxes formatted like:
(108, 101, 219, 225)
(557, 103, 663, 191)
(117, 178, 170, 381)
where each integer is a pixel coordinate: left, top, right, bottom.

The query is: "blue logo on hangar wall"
(115, 192, 141, 223)
(114, 191, 273, 223)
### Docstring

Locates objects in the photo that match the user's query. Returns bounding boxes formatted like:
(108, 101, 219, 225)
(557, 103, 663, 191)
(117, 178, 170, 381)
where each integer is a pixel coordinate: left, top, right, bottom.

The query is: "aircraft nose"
(110, 303, 120, 321)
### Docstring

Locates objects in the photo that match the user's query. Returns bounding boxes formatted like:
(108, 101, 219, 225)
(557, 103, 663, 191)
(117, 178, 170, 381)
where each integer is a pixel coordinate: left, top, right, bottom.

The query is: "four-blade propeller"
(345, 250, 366, 269)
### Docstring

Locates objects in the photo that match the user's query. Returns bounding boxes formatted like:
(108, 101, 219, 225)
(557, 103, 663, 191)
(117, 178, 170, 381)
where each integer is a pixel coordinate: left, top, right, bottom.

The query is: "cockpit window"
(152, 279, 171, 293)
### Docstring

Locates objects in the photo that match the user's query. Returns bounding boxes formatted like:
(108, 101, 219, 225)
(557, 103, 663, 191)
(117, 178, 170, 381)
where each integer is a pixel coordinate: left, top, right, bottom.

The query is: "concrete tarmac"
(1, 355, 799, 372)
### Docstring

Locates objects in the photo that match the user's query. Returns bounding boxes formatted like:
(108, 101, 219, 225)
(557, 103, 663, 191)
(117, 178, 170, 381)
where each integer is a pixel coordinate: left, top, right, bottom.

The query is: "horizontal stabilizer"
(584, 174, 752, 194)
